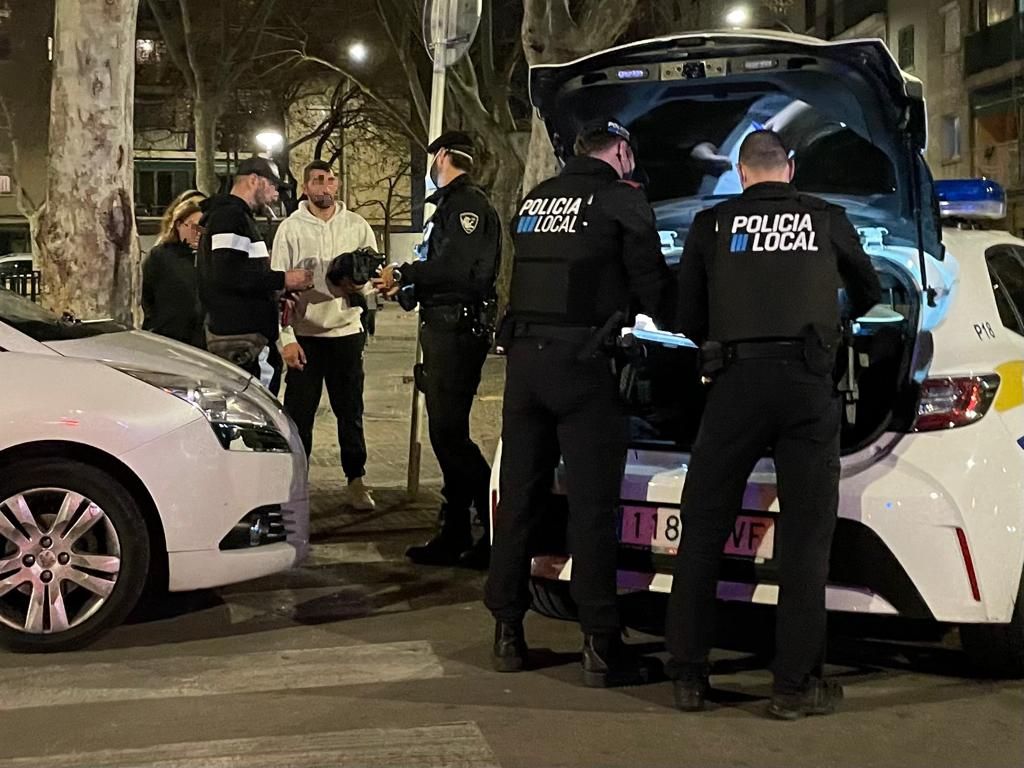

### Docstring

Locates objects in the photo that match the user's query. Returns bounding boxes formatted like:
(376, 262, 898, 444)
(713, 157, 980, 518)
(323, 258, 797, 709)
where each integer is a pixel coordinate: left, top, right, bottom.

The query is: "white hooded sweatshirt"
(271, 201, 378, 347)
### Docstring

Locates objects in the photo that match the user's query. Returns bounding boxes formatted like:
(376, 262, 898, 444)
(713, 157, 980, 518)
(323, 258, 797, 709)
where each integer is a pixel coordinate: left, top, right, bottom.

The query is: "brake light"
(912, 375, 1000, 432)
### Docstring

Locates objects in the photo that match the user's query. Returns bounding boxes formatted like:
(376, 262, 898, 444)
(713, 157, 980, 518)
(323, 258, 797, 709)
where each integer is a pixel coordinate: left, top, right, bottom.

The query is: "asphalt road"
(0, 308, 1021, 768)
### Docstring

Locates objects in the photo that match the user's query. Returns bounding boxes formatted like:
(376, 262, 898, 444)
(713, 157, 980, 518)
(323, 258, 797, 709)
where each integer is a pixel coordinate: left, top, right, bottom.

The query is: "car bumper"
(119, 416, 311, 592)
(510, 416, 1024, 625)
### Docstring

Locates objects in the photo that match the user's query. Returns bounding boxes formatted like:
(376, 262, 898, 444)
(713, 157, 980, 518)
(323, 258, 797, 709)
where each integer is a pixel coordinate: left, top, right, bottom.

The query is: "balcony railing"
(966, 13, 1024, 76)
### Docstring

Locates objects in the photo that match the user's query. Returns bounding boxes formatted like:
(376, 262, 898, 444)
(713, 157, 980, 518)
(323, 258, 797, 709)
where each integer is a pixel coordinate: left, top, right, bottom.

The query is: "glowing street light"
(725, 6, 751, 27)
(348, 41, 368, 64)
(255, 130, 283, 157)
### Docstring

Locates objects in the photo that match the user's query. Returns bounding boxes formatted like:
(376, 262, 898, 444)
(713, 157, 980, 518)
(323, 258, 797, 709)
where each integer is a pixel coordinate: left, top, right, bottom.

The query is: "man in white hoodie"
(272, 160, 377, 510)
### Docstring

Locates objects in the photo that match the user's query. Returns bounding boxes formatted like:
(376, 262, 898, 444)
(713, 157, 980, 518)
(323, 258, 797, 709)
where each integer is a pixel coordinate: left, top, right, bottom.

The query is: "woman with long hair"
(142, 198, 206, 347)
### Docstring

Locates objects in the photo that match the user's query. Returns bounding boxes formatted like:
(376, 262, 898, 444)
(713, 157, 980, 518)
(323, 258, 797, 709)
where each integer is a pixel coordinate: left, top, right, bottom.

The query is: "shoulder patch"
(459, 212, 480, 234)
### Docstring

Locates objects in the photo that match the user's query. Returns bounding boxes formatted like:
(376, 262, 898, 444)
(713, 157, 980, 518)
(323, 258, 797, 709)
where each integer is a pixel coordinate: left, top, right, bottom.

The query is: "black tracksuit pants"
(485, 338, 629, 635)
(665, 358, 841, 694)
(283, 334, 368, 480)
(419, 322, 492, 537)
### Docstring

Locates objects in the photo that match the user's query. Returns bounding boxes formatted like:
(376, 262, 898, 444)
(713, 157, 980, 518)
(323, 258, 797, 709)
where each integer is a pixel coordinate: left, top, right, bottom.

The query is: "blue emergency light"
(935, 178, 1007, 220)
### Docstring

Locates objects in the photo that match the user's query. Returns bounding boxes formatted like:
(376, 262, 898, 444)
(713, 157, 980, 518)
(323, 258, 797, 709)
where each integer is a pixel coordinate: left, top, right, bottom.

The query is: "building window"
(0, 175, 11, 195)
(898, 25, 915, 70)
(941, 115, 962, 161)
(943, 5, 961, 53)
(986, 0, 1016, 26)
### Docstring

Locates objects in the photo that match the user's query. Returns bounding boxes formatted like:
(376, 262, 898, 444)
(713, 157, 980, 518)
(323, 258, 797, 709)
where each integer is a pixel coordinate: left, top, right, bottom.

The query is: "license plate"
(619, 506, 775, 559)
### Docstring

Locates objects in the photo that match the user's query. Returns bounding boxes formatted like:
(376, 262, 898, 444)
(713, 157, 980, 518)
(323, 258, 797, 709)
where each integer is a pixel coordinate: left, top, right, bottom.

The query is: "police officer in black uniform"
(375, 130, 501, 569)
(666, 130, 881, 718)
(484, 119, 673, 687)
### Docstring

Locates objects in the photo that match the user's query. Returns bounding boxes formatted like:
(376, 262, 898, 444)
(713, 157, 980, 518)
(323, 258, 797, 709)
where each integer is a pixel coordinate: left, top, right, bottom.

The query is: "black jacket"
(509, 156, 673, 327)
(401, 174, 500, 307)
(196, 194, 284, 342)
(675, 182, 882, 345)
(141, 241, 203, 347)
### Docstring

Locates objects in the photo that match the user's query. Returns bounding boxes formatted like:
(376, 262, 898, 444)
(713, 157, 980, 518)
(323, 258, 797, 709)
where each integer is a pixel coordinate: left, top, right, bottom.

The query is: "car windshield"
(0, 289, 126, 342)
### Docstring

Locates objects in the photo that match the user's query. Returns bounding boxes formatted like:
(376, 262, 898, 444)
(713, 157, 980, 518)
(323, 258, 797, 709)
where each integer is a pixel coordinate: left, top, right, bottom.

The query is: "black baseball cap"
(426, 130, 475, 161)
(237, 156, 284, 187)
(577, 117, 636, 151)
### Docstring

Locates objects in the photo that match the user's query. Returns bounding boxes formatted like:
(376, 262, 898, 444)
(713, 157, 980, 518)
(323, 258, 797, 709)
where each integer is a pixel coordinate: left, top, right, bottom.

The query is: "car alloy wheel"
(0, 488, 121, 635)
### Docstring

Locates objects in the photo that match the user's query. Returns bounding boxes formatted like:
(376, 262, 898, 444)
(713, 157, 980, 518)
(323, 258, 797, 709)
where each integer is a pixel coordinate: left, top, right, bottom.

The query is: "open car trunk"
(529, 31, 942, 456)
(627, 258, 920, 455)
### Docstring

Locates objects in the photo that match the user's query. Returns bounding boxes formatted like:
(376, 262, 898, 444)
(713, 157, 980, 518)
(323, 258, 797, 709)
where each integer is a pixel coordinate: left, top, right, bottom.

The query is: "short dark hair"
(738, 130, 789, 170)
(303, 160, 335, 184)
(447, 150, 473, 172)
(574, 130, 623, 157)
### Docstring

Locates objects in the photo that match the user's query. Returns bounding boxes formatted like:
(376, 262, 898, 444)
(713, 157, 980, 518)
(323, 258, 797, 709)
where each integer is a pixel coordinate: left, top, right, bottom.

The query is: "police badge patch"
(460, 212, 479, 234)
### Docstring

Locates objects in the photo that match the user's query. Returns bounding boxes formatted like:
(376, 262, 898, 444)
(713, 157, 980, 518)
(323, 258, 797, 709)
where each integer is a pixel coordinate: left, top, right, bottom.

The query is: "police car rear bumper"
(527, 497, 932, 619)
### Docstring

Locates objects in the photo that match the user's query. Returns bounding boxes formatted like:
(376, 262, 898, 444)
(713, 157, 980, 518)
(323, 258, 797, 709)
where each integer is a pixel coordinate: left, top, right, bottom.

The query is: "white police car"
(490, 31, 1024, 677)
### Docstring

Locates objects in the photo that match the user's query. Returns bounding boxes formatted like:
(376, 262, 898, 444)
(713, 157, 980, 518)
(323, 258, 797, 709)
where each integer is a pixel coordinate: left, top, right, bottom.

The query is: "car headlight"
(114, 369, 292, 453)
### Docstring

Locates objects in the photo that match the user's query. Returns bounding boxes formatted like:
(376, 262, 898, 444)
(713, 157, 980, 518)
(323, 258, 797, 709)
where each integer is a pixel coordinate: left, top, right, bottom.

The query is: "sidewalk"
(305, 304, 505, 521)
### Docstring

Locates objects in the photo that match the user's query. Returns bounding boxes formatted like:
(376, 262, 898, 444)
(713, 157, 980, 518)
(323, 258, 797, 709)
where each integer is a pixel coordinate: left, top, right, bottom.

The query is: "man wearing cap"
(483, 118, 673, 687)
(197, 157, 312, 393)
(374, 130, 501, 569)
(666, 130, 880, 718)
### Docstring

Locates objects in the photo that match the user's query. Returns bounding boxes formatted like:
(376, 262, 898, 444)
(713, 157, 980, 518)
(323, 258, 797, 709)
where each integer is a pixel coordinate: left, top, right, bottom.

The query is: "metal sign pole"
(406, 0, 452, 497)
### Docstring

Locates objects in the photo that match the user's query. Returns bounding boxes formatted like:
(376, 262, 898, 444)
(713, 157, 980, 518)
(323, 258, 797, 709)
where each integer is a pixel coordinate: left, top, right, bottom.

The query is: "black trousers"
(283, 334, 368, 480)
(485, 339, 628, 634)
(420, 322, 492, 537)
(664, 358, 841, 694)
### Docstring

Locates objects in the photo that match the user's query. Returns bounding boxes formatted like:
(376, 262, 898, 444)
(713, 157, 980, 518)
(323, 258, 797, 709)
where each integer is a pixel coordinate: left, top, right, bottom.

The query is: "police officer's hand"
(282, 342, 306, 370)
(372, 265, 396, 294)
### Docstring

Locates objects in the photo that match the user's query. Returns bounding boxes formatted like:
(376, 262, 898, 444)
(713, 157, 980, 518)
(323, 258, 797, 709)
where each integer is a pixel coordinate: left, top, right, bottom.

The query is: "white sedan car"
(492, 31, 1024, 678)
(0, 290, 309, 651)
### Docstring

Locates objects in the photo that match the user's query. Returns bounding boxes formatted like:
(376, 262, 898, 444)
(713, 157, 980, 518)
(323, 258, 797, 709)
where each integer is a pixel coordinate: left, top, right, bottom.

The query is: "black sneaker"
(673, 665, 711, 712)
(581, 633, 652, 688)
(492, 620, 527, 672)
(767, 678, 844, 721)
(459, 538, 490, 570)
(405, 531, 472, 566)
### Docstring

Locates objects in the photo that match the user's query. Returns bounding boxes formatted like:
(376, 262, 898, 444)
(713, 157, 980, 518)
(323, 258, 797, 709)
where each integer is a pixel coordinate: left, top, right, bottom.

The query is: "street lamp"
(255, 130, 283, 158)
(725, 6, 751, 27)
(348, 41, 368, 64)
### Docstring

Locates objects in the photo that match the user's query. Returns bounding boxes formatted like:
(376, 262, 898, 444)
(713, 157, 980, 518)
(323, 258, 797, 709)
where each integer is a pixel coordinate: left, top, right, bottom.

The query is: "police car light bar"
(935, 178, 1007, 220)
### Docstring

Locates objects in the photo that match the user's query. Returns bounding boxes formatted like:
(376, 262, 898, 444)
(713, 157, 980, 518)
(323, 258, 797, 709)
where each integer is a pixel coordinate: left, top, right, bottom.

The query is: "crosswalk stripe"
(0, 722, 500, 768)
(0, 641, 443, 712)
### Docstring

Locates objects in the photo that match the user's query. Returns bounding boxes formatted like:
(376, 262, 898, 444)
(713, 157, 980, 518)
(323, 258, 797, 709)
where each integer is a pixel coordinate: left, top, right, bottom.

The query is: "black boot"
(672, 663, 711, 712)
(492, 620, 528, 672)
(581, 632, 651, 688)
(405, 529, 472, 566)
(459, 537, 490, 570)
(767, 678, 844, 721)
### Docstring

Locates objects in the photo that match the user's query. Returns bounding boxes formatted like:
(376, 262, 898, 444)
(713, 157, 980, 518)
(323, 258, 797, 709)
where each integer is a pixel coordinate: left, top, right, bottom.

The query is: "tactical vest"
(509, 173, 627, 326)
(708, 196, 841, 344)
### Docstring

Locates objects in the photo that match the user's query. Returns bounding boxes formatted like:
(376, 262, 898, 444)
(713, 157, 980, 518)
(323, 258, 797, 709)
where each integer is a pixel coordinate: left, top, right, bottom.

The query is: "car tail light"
(912, 375, 1000, 432)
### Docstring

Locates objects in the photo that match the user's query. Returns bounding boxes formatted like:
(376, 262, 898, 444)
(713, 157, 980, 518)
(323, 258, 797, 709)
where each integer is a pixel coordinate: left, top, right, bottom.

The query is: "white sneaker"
(346, 477, 376, 511)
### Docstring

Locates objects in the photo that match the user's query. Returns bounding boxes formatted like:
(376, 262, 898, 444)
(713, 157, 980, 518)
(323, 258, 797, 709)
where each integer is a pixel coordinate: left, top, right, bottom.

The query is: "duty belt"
(511, 323, 594, 343)
(725, 340, 805, 361)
